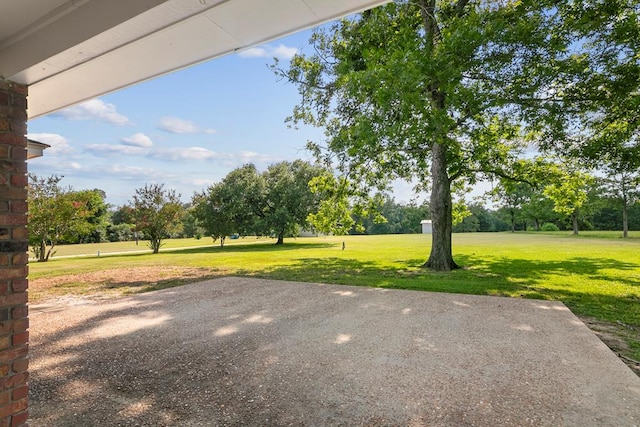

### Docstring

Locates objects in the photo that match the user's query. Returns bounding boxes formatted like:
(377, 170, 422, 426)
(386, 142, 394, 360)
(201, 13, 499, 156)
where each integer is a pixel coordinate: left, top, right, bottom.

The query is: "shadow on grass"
(65, 241, 338, 262)
(40, 241, 640, 329)
(171, 241, 336, 255)
(234, 255, 527, 296)
(457, 254, 640, 328)
(460, 255, 640, 288)
(229, 254, 640, 327)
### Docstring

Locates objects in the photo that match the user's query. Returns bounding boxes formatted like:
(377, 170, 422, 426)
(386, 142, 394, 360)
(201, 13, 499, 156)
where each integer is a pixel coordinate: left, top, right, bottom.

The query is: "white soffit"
(0, 0, 389, 119)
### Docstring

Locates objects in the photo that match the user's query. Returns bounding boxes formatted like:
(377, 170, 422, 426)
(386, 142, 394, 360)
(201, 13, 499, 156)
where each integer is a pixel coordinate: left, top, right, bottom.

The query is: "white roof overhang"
(27, 139, 51, 159)
(0, 0, 389, 119)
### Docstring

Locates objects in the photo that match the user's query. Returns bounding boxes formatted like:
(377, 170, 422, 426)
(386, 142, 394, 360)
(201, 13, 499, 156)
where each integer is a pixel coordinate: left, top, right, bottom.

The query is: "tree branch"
(416, 0, 442, 46)
(455, 0, 471, 17)
(464, 167, 536, 187)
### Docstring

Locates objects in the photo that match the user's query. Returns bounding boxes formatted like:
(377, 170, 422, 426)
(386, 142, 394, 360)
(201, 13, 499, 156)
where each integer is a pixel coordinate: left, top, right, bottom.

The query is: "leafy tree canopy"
(193, 161, 328, 245)
(263, 160, 327, 244)
(28, 174, 103, 261)
(560, 1, 640, 157)
(275, 0, 576, 270)
(131, 183, 182, 254)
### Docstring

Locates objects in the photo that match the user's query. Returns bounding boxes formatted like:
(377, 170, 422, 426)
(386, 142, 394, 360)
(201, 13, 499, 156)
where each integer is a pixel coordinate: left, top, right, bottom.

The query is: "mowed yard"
(29, 232, 640, 372)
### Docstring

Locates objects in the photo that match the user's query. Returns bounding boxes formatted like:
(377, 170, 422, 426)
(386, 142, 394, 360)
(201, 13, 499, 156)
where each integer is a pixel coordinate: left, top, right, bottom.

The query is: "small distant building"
(420, 220, 432, 234)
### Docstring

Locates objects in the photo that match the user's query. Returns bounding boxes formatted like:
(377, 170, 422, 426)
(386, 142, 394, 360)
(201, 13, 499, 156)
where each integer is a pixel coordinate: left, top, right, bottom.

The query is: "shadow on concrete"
(29, 278, 640, 426)
(30, 283, 313, 426)
(239, 254, 640, 324)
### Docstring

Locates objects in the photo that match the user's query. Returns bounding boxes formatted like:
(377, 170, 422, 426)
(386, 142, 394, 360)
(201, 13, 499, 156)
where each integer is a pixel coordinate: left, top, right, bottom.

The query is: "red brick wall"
(0, 79, 29, 427)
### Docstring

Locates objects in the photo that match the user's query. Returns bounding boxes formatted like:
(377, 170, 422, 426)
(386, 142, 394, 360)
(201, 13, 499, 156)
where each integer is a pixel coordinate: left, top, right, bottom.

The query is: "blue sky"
(26, 26, 422, 208)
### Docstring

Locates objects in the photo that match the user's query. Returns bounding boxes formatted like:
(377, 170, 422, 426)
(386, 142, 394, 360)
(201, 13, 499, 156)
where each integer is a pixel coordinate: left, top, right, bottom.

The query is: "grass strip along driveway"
(29, 232, 640, 373)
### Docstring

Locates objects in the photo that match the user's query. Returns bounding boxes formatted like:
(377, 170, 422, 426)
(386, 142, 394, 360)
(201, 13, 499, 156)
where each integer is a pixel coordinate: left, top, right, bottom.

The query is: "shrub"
(540, 222, 560, 232)
(106, 223, 134, 242)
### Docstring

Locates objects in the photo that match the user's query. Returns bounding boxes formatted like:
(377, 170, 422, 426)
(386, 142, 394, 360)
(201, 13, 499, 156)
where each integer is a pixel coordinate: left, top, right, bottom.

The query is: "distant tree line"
(26, 154, 639, 261)
(483, 156, 640, 236)
(348, 196, 429, 235)
(27, 160, 331, 260)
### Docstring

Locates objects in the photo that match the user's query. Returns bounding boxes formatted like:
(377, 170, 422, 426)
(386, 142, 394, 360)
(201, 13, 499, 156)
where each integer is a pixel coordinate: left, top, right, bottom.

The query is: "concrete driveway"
(29, 277, 640, 426)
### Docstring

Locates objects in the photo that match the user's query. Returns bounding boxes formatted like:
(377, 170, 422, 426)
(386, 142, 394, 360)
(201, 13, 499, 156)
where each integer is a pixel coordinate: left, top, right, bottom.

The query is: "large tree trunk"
(424, 141, 459, 271)
(418, 0, 458, 271)
(572, 212, 579, 235)
(275, 232, 284, 245)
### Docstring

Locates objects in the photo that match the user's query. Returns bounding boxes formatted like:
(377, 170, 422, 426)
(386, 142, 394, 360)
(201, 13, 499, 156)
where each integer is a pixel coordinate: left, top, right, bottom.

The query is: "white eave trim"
(1, 0, 389, 119)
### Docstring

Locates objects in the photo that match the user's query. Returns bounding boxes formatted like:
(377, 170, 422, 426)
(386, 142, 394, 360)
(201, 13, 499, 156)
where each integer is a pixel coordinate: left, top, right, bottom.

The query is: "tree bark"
(418, 0, 458, 271)
(151, 238, 161, 253)
(424, 141, 459, 271)
(39, 240, 46, 262)
(275, 232, 284, 245)
(623, 200, 629, 238)
(510, 209, 516, 232)
(572, 212, 579, 235)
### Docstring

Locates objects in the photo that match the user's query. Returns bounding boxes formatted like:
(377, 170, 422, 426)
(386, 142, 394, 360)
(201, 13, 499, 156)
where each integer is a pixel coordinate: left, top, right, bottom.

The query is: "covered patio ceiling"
(0, 0, 389, 119)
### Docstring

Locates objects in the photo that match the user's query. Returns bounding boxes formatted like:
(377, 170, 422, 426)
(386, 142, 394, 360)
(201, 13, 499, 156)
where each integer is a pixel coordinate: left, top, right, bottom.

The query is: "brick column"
(0, 79, 29, 427)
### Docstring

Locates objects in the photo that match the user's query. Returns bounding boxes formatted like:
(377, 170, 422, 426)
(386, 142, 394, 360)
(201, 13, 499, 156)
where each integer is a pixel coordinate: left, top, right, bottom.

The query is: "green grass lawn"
(29, 232, 640, 364)
(33, 236, 272, 258)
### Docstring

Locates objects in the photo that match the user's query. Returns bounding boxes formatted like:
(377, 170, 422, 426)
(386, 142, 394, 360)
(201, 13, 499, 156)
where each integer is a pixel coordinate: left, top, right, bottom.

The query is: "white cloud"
(158, 116, 198, 133)
(152, 146, 222, 161)
(272, 44, 298, 60)
(86, 138, 283, 170)
(98, 165, 162, 178)
(237, 150, 279, 164)
(85, 144, 148, 156)
(239, 47, 268, 58)
(27, 132, 74, 156)
(157, 116, 215, 134)
(152, 148, 285, 166)
(238, 43, 298, 60)
(29, 158, 82, 172)
(81, 164, 178, 183)
(66, 161, 82, 170)
(122, 132, 153, 148)
(55, 99, 130, 125)
(188, 178, 215, 187)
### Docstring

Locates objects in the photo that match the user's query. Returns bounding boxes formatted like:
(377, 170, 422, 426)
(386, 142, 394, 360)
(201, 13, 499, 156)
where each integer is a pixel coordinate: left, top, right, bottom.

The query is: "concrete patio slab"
(29, 277, 640, 426)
